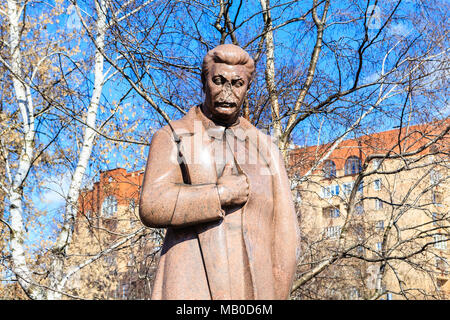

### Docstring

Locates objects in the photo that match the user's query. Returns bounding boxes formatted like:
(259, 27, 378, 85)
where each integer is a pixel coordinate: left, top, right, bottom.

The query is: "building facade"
(289, 123, 449, 299)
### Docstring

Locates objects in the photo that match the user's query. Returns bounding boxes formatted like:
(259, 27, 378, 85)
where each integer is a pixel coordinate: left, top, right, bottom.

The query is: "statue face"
(203, 63, 249, 125)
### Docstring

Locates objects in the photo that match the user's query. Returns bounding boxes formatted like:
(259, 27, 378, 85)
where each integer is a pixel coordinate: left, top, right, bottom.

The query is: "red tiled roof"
(288, 119, 449, 175)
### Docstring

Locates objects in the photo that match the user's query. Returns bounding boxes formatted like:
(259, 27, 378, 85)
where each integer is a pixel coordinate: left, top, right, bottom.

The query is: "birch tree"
(0, 0, 121, 299)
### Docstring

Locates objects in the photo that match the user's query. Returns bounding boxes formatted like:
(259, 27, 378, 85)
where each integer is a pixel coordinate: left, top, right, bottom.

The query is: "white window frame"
(376, 242, 383, 251)
(373, 179, 381, 191)
(376, 220, 384, 231)
(375, 199, 383, 210)
(342, 182, 354, 195)
(434, 234, 448, 250)
(102, 195, 118, 217)
(373, 159, 382, 170)
(430, 169, 441, 186)
(325, 226, 341, 239)
(322, 184, 340, 198)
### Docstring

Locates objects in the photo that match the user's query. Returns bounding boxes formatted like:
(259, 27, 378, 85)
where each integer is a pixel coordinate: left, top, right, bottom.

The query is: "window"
(436, 257, 448, 272)
(102, 195, 118, 217)
(356, 245, 365, 255)
(434, 235, 448, 250)
(321, 184, 340, 198)
(323, 160, 337, 179)
(376, 220, 384, 231)
(354, 204, 364, 215)
(322, 186, 331, 198)
(349, 288, 360, 300)
(128, 253, 135, 267)
(376, 242, 383, 252)
(294, 189, 302, 204)
(373, 179, 381, 191)
(437, 279, 447, 291)
(121, 283, 129, 299)
(345, 156, 361, 175)
(373, 159, 382, 170)
(375, 199, 383, 210)
(432, 212, 443, 225)
(342, 182, 354, 195)
(324, 206, 340, 218)
(432, 190, 443, 205)
(325, 226, 341, 239)
(331, 185, 340, 196)
(129, 199, 136, 211)
(354, 224, 364, 238)
(430, 169, 441, 186)
(358, 180, 364, 193)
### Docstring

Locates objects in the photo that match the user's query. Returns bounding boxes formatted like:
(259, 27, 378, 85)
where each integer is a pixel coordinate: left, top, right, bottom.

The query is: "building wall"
(292, 124, 449, 299)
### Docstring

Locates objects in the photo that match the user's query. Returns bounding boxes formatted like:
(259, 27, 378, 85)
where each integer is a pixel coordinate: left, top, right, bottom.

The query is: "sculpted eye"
(212, 77, 224, 85)
(232, 79, 244, 88)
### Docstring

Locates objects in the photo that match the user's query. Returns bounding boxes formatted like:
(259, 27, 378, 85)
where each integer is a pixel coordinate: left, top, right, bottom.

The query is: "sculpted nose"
(223, 83, 232, 99)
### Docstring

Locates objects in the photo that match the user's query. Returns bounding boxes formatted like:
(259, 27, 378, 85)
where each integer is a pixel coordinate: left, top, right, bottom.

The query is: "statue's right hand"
(217, 163, 249, 207)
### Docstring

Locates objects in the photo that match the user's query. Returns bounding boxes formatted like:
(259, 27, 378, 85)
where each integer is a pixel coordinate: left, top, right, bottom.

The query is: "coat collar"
(186, 105, 251, 141)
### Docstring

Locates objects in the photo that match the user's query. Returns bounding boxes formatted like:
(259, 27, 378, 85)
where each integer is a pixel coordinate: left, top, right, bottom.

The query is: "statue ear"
(201, 73, 206, 92)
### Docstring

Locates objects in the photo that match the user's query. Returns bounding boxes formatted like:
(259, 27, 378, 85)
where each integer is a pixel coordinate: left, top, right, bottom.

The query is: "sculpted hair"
(201, 44, 255, 88)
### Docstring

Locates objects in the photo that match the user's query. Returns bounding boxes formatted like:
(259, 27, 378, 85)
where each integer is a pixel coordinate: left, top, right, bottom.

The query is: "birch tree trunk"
(259, 0, 329, 158)
(5, 0, 47, 300)
(4, 0, 107, 299)
(47, 0, 107, 299)
(259, 0, 283, 150)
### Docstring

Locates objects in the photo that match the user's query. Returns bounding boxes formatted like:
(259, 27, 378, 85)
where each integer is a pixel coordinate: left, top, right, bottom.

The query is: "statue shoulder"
(239, 117, 277, 148)
(154, 108, 197, 142)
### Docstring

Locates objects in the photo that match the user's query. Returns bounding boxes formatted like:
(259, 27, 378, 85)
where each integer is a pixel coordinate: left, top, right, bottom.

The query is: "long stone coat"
(139, 106, 300, 300)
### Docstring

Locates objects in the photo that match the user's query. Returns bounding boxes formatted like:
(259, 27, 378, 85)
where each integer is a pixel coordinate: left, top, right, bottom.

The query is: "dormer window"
(323, 160, 337, 178)
(345, 156, 361, 175)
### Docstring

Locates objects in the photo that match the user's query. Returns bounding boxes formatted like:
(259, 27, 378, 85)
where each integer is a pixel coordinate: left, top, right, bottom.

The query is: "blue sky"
(3, 0, 448, 253)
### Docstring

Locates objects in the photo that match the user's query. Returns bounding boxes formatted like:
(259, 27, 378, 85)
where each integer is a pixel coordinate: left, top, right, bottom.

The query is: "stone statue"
(139, 44, 300, 300)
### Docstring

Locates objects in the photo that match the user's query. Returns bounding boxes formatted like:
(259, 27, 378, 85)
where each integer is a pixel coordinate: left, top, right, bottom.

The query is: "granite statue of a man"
(139, 44, 300, 300)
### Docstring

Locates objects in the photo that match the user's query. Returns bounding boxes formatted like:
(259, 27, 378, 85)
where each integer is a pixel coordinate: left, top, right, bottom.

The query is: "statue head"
(201, 44, 255, 126)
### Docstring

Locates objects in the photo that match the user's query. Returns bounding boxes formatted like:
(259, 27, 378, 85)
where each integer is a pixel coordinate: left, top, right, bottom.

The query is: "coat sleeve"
(139, 128, 225, 228)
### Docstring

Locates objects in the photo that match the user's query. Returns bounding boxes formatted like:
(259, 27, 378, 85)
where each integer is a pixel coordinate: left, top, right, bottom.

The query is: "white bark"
(6, 0, 44, 299)
(259, 0, 282, 148)
(3, 0, 108, 299)
(47, 0, 107, 299)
